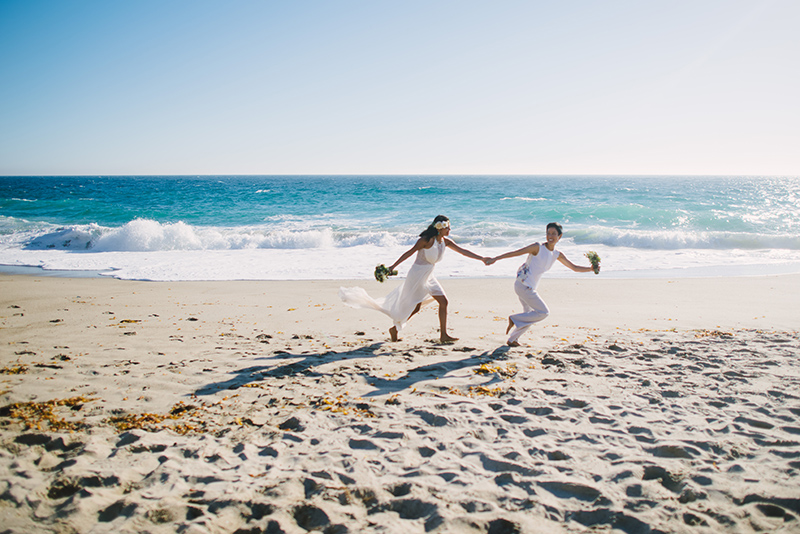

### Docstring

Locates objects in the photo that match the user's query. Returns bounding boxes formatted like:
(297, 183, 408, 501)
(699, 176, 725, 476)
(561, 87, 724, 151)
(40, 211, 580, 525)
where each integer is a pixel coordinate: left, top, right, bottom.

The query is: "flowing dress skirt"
(339, 261, 445, 332)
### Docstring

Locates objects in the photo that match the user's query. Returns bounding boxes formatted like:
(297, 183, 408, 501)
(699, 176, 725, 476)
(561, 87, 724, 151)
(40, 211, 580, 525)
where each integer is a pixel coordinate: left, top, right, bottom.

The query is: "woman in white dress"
(486, 222, 596, 346)
(339, 215, 488, 343)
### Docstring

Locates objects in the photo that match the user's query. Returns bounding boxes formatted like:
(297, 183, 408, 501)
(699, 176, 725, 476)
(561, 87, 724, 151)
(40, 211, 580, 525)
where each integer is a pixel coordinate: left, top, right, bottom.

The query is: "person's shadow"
(194, 343, 513, 397)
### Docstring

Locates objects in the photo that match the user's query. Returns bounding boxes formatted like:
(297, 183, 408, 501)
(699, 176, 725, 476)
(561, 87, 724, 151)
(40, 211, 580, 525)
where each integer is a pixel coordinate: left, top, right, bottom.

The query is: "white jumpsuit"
(507, 244, 560, 344)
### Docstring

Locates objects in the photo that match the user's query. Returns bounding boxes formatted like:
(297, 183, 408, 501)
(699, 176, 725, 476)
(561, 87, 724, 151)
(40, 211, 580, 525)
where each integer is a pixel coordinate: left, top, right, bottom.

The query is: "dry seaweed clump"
(0, 396, 95, 431)
(312, 395, 377, 418)
(106, 413, 169, 432)
(448, 385, 504, 398)
(474, 362, 518, 378)
(694, 329, 734, 338)
(0, 364, 28, 375)
(105, 401, 203, 434)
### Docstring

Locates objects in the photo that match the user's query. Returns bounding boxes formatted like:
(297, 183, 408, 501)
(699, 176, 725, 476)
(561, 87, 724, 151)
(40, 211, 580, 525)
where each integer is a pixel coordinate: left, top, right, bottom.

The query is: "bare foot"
(389, 326, 400, 342)
(507, 340, 521, 347)
(440, 334, 459, 344)
(506, 317, 514, 334)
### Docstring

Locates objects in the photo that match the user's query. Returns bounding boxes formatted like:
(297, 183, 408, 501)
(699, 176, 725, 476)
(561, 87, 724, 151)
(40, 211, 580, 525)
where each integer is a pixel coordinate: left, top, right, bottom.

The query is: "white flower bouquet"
(585, 251, 601, 275)
(374, 264, 398, 283)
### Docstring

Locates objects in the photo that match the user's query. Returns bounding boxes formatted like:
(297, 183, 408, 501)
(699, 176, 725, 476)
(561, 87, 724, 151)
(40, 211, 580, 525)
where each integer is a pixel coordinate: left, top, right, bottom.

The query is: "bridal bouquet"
(585, 251, 601, 275)
(374, 264, 398, 283)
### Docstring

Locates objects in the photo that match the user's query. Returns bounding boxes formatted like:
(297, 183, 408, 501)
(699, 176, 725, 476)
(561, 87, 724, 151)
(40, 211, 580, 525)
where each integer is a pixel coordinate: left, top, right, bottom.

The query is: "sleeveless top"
(516, 243, 559, 289)
(414, 238, 446, 266)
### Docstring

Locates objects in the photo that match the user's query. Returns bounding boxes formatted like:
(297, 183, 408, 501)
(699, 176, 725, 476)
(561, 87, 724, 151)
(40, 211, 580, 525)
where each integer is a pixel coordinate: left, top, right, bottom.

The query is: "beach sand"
(1, 274, 799, 533)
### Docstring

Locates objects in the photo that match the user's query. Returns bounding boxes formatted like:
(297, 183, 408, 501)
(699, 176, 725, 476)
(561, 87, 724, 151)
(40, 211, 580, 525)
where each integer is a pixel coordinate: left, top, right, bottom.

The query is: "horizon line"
(3, 173, 799, 178)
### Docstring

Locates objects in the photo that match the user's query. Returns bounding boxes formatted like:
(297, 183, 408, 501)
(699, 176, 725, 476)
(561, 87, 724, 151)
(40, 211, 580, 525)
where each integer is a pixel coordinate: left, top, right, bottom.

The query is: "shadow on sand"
(194, 343, 514, 397)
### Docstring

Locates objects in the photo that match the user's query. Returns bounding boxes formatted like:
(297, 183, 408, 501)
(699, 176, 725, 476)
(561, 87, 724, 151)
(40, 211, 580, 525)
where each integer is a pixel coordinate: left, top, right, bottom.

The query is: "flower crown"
(434, 220, 450, 230)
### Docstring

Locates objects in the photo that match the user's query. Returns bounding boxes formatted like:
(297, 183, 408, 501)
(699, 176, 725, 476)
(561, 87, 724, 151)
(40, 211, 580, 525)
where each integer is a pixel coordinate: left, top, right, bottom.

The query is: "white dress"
(339, 239, 447, 332)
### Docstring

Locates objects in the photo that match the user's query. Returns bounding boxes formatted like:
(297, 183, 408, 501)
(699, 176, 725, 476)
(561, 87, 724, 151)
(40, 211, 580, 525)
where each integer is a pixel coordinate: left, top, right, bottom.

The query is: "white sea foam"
(3, 217, 800, 280)
(10, 219, 411, 253)
(8, 217, 800, 254)
(569, 226, 800, 250)
(3, 241, 800, 281)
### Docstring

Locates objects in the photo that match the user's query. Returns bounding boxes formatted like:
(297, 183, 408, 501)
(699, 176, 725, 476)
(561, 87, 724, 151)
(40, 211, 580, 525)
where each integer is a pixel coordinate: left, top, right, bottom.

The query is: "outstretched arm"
(557, 253, 595, 273)
(486, 243, 539, 265)
(444, 238, 487, 262)
(389, 237, 430, 271)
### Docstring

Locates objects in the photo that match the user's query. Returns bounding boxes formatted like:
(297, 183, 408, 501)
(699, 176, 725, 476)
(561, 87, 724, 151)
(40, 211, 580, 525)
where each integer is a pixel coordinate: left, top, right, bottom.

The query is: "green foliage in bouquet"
(585, 251, 601, 275)
(374, 264, 398, 283)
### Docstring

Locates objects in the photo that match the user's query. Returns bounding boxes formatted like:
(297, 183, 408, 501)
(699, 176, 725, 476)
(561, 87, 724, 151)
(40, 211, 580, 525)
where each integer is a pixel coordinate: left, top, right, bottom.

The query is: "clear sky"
(1, 0, 798, 176)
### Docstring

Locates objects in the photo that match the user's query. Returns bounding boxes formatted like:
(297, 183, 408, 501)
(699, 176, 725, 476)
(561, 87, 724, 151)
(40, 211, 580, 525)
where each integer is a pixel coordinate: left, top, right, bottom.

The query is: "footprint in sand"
(384, 498, 439, 521)
(374, 431, 404, 439)
(459, 501, 494, 513)
(278, 416, 305, 432)
(349, 438, 382, 451)
(566, 510, 650, 533)
(480, 454, 540, 477)
(647, 444, 701, 459)
(414, 410, 450, 427)
(734, 416, 774, 429)
(98, 500, 138, 523)
(538, 481, 603, 502)
(642, 465, 684, 492)
(418, 446, 436, 458)
(499, 414, 528, 424)
(524, 406, 554, 417)
(258, 446, 278, 458)
(564, 398, 589, 408)
(293, 504, 331, 531)
(484, 518, 522, 534)
(522, 428, 546, 438)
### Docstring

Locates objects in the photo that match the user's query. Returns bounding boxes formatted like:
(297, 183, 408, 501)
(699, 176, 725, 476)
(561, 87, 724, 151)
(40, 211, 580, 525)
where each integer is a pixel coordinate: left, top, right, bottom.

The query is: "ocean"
(1, 175, 799, 281)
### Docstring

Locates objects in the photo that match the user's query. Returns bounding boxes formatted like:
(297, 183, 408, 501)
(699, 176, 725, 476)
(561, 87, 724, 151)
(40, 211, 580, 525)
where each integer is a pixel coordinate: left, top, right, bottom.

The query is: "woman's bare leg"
(433, 295, 458, 343)
(389, 303, 422, 342)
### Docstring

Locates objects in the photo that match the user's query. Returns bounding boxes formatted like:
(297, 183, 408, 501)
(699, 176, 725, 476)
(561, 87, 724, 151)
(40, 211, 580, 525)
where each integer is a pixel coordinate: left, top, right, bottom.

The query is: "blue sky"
(1, 0, 798, 175)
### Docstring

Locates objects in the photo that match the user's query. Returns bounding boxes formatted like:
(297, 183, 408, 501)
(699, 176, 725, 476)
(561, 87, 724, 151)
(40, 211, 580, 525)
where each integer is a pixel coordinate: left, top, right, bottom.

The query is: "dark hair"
(546, 222, 563, 236)
(419, 215, 449, 240)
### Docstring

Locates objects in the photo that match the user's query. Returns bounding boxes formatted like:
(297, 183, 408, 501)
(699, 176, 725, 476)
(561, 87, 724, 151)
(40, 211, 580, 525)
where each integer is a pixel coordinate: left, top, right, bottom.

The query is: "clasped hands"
(482, 257, 497, 266)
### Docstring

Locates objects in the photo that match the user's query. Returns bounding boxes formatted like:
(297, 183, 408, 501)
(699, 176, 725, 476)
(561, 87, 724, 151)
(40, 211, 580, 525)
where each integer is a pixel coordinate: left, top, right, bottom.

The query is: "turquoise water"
(1, 175, 799, 280)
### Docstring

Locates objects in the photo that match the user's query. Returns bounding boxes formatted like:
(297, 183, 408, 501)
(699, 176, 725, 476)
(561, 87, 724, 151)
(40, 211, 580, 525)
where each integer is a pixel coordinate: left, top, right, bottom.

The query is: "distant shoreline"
(2, 273, 799, 331)
(3, 262, 800, 281)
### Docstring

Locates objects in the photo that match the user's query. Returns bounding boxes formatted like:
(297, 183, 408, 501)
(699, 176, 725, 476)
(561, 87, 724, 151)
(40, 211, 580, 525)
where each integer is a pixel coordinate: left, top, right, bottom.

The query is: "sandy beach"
(1, 273, 799, 533)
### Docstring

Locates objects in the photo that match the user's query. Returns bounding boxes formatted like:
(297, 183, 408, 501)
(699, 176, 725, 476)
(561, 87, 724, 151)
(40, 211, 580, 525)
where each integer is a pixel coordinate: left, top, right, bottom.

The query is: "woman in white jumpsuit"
(339, 215, 488, 343)
(487, 222, 597, 346)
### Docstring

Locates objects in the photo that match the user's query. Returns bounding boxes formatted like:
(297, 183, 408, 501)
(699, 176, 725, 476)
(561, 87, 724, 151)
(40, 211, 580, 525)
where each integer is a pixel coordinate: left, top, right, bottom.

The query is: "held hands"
(482, 257, 497, 266)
